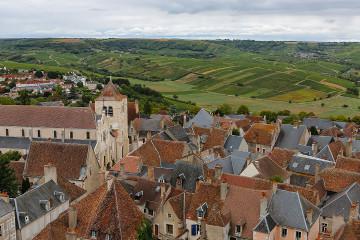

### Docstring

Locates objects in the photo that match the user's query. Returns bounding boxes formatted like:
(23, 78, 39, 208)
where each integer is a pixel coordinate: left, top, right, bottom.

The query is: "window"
(262, 148, 266, 154)
(70, 131, 73, 139)
(103, 106, 108, 116)
(166, 224, 173, 235)
(105, 234, 111, 240)
(191, 224, 201, 236)
(295, 231, 302, 240)
(37, 130, 41, 138)
(0, 225, 2, 236)
(108, 106, 113, 117)
(167, 213, 172, 218)
(22, 129, 25, 137)
(86, 131, 90, 139)
(5, 128, 9, 136)
(235, 225, 242, 236)
(148, 209, 154, 216)
(321, 223, 328, 233)
(90, 230, 97, 238)
(256, 147, 260, 152)
(24, 215, 29, 224)
(54, 131, 57, 139)
(281, 228, 287, 237)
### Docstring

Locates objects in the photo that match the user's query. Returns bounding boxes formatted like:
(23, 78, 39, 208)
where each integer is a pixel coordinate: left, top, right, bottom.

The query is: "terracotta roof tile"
(320, 127, 343, 138)
(337, 220, 360, 240)
(152, 139, 190, 164)
(57, 175, 86, 202)
(336, 156, 360, 172)
(111, 156, 142, 174)
(234, 119, 251, 131)
(221, 173, 272, 190)
(253, 156, 289, 180)
(193, 126, 228, 150)
(268, 147, 295, 169)
(319, 168, 360, 192)
(24, 141, 89, 180)
(244, 123, 278, 146)
(0, 105, 96, 129)
(328, 140, 346, 160)
(130, 141, 161, 167)
(96, 81, 126, 101)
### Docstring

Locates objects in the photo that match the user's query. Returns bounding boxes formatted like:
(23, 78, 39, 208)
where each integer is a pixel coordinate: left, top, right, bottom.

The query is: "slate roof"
(288, 154, 334, 176)
(185, 108, 213, 128)
(170, 161, 204, 192)
(0, 136, 96, 151)
(157, 125, 190, 142)
(321, 182, 360, 220)
(339, 138, 360, 156)
(307, 135, 333, 151)
(267, 189, 321, 232)
(253, 213, 276, 233)
(275, 124, 307, 149)
(224, 135, 245, 152)
(205, 150, 249, 176)
(303, 117, 334, 130)
(0, 105, 96, 129)
(24, 141, 91, 180)
(225, 114, 247, 120)
(11, 180, 69, 229)
(0, 199, 13, 218)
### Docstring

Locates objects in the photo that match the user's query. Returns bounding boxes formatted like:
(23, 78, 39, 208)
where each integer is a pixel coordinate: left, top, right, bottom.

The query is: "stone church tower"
(94, 79, 129, 169)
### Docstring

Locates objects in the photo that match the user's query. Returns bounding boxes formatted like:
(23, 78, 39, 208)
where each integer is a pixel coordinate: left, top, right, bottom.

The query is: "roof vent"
(39, 200, 51, 211)
(54, 191, 65, 203)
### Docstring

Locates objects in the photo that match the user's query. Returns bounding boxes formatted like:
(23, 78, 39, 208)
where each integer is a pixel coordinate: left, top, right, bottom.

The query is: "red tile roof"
(57, 176, 86, 202)
(329, 140, 346, 160)
(244, 123, 278, 146)
(320, 127, 343, 138)
(253, 156, 289, 180)
(128, 101, 139, 122)
(221, 173, 272, 190)
(111, 156, 142, 174)
(268, 147, 295, 169)
(337, 220, 360, 240)
(193, 126, 228, 150)
(319, 168, 360, 192)
(130, 141, 161, 167)
(335, 156, 360, 172)
(0, 105, 96, 129)
(24, 142, 90, 180)
(96, 80, 126, 101)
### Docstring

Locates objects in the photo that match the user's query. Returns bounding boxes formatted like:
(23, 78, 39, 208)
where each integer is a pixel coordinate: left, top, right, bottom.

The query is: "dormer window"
(108, 106, 113, 117)
(235, 225, 243, 236)
(134, 191, 143, 200)
(196, 202, 208, 219)
(54, 191, 65, 203)
(39, 200, 51, 211)
(158, 176, 165, 183)
(91, 230, 97, 238)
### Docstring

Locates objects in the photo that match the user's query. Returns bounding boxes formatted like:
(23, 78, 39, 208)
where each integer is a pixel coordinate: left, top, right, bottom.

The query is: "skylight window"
(292, 162, 299, 168)
(304, 165, 310, 170)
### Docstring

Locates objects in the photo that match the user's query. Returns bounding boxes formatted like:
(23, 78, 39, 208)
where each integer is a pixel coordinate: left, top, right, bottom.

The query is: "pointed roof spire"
(96, 77, 127, 101)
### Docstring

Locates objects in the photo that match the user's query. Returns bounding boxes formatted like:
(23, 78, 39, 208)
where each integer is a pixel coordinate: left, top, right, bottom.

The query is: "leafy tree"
(0, 151, 21, 161)
(232, 128, 240, 136)
(47, 71, 61, 79)
(143, 100, 152, 115)
(260, 110, 278, 123)
(0, 96, 16, 105)
(277, 110, 291, 116)
(137, 219, 153, 240)
(309, 126, 319, 135)
(8, 80, 16, 89)
(270, 175, 283, 183)
(77, 82, 84, 88)
(237, 105, 249, 115)
(0, 153, 19, 197)
(215, 103, 232, 116)
(16, 90, 31, 105)
(34, 70, 44, 78)
(21, 178, 31, 194)
(352, 116, 360, 125)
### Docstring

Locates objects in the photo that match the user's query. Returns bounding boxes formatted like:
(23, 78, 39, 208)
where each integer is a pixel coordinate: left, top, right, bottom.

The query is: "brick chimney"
(66, 206, 77, 240)
(214, 164, 223, 182)
(349, 202, 359, 222)
(220, 182, 228, 200)
(44, 164, 57, 184)
(260, 192, 268, 217)
(312, 141, 318, 156)
(345, 138, 353, 157)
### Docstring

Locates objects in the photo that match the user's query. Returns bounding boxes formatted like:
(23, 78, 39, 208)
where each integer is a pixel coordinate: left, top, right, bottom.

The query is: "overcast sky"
(1, 0, 360, 41)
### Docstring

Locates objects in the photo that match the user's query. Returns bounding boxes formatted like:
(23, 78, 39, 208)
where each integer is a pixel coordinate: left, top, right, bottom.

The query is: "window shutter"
(191, 224, 197, 236)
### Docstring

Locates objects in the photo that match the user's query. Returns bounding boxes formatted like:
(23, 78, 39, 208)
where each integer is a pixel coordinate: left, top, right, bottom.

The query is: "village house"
(0, 193, 16, 240)
(24, 142, 102, 193)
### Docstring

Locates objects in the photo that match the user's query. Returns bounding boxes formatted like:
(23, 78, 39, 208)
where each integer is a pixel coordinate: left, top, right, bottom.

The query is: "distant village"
(0, 67, 360, 240)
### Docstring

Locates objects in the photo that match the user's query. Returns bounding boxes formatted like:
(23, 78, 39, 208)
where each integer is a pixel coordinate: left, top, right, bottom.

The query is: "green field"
(0, 39, 359, 117)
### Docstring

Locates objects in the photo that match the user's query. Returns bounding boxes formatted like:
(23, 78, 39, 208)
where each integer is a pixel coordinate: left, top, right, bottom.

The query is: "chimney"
(314, 164, 321, 184)
(44, 164, 57, 184)
(272, 181, 278, 194)
(66, 206, 77, 240)
(257, 192, 267, 218)
(306, 208, 313, 225)
(147, 166, 155, 181)
(160, 182, 166, 199)
(350, 202, 359, 222)
(312, 141, 318, 156)
(345, 138, 353, 157)
(119, 162, 125, 176)
(220, 182, 228, 200)
(182, 114, 187, 128)
(98, 170, 105, 184)
(0, 192, 9, 203)
(214, 164, 223, 181)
